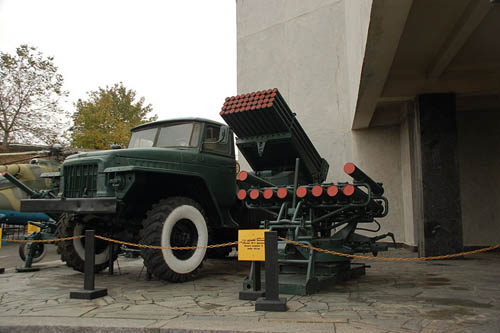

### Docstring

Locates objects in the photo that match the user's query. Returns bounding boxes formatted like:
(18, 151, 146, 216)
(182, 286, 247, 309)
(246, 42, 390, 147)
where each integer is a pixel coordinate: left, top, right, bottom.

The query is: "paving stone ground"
(1, 247, 500, 332)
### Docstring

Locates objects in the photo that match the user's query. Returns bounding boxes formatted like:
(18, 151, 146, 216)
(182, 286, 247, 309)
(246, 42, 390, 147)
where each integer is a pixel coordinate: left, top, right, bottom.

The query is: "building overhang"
(353, 0, 500, 129)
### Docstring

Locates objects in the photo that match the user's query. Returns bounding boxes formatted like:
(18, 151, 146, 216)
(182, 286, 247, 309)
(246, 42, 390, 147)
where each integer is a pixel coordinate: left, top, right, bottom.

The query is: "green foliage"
(71, 83, 157, 149)
(0, 45, 69, 149)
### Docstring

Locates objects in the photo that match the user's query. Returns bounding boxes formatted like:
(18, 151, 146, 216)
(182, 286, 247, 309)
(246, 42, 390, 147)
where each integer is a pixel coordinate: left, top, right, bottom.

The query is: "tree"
(0, 45, 70, 150)
(71, 83, 157, 149)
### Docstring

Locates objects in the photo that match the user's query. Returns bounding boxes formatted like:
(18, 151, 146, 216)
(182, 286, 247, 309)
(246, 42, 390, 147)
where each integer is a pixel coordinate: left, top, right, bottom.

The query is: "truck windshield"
(128, 128, 157, 148)
(157, 122, 201, 148)
(128, 122, 201, 148)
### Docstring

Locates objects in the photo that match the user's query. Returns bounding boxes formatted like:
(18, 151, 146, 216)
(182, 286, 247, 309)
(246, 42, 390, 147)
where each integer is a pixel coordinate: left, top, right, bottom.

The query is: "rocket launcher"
(220, 88, 329, 184)
(225, 90, 395, 296)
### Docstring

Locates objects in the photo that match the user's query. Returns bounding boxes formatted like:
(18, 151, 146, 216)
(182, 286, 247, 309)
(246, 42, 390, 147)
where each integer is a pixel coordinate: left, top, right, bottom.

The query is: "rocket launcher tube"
(342, 183, 384, 213)
(237, 189, 247, 200)
(237, 171, 276, 188)
(311, 185, 323, 198)
(296, 186, 308, 198)
(295, 185, 323, 199)
(343, 163, 384, 196)
(221, 88, 329, 184)
(277, 187, 292, 199)
(263, 188, 274, 200)
(249, 189, 261, 200)
(326, 185, 338, 198)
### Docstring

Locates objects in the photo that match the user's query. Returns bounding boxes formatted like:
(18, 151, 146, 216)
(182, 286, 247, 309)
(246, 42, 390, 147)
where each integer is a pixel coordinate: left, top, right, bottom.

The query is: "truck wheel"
(56, 214, 117, 273)
(141, 197, 208, 282)
(19, 242, 47, 263)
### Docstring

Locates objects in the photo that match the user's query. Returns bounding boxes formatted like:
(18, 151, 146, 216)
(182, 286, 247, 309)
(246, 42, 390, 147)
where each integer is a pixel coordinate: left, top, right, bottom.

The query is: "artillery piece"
(1, 171, 59, 271)
(221, 88, 395, 295)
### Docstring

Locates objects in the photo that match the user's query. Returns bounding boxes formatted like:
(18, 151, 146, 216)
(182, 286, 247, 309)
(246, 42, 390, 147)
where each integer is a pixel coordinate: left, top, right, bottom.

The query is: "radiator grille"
(63, 164, 98, 198)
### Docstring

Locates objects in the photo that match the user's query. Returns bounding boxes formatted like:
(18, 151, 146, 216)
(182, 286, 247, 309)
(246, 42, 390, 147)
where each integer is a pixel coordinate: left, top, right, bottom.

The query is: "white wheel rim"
(161, 205, 208, 274)
(73, 223, 110, 264)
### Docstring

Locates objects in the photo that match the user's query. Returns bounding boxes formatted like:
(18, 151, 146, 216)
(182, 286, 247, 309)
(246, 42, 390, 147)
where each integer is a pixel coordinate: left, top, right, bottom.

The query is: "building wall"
(344, 0, 372, 120)
(400, 113, 416, 246)
(457, 110, 500, 246)
(236, 0, 406, 242)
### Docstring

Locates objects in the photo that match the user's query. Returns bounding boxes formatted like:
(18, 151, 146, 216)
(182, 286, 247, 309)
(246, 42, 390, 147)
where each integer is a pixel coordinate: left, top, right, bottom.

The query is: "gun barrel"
(1, 172, 37, 197)
(343, 163, 384, 196)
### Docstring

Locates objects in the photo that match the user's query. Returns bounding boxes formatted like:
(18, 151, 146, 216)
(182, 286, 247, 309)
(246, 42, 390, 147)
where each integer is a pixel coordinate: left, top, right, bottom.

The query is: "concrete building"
(236, 0, 500, 256)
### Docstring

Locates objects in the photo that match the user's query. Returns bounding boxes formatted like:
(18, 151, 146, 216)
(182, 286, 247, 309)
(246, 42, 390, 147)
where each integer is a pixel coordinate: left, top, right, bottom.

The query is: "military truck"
(21, 89, 392, 287)
(21, 118, 252, 281)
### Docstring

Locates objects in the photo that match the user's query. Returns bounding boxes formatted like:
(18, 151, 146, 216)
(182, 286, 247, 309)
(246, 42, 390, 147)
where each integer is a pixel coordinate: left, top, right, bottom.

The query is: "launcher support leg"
(16, 236, 40, 273)
(239, 261, 265, 300)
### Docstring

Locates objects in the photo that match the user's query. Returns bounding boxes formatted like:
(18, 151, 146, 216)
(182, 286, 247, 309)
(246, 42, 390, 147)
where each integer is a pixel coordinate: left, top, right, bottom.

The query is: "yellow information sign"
(0, 227, 2, 248)
(27, 224, 41, 234)
(238, 229, 268, 261)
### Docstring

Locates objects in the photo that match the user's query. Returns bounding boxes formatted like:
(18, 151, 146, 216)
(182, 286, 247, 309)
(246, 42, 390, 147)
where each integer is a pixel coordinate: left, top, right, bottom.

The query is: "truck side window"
(203, 125, 230, 155)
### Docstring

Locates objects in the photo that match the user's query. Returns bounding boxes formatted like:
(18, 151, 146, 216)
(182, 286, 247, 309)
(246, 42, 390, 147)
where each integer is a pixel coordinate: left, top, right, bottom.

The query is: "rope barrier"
(94, 235, 238, 250)
(5, 236, 84, 243)
(4, 234, 499, 260)
(277, 236, 500, 261)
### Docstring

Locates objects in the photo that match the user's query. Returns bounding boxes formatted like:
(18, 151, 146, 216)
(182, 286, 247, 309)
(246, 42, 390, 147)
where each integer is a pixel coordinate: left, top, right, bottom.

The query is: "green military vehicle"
(21, 118, 248, 281)
(21, 89, 393, 292)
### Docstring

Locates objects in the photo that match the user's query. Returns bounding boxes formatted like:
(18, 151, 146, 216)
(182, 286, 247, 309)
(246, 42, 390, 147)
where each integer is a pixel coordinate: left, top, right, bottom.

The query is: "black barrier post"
(108, 243, 114, 275)
(0, 228, 4, 273)
(255, 231, 287, 311)
(239, 261, 265, 300)
(70, 230, 108, 299)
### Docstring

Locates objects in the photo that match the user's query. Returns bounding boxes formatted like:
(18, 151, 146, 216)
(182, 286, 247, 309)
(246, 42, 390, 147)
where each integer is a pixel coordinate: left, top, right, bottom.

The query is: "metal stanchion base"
(16, 267, 40, 273)
(255, 297, 287, 312)
(239, 290, 265, 301)
(0, 268, 5, 274)
(70, 288, 108, 300)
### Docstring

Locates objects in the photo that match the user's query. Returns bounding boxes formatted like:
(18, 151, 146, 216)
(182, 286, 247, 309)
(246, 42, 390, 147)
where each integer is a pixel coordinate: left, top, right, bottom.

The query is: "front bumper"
(20, 197, 117, 214)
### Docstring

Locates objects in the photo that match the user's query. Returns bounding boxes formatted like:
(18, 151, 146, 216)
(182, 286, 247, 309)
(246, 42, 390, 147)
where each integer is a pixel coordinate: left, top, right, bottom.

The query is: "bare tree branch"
(0, 45, 70, 149)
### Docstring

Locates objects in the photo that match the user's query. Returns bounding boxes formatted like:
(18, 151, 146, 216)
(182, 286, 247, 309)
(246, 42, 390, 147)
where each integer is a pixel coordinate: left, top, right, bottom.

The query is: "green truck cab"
(22, 118, 246, 281)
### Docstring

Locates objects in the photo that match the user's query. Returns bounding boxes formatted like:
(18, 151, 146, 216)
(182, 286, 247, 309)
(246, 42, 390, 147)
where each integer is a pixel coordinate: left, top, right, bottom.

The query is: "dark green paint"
(57, 119, 238, 228)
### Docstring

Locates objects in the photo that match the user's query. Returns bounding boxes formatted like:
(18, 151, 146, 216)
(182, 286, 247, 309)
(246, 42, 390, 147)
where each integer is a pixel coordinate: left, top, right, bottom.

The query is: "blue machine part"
(0, 210, 50, 226)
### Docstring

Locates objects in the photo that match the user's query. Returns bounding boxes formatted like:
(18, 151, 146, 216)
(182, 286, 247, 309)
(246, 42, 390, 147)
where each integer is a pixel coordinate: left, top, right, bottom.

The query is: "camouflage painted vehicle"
(0, 158, 60, 216)
(0, 157, 60, 264)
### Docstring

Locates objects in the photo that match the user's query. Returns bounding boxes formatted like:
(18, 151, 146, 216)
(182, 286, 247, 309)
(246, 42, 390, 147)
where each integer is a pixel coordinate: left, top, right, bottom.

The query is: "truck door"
(200, 124, 236, 207)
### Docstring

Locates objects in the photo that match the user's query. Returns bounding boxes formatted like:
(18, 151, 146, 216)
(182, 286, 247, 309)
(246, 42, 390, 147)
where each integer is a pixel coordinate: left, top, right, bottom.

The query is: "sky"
(0, 0, 236, 123)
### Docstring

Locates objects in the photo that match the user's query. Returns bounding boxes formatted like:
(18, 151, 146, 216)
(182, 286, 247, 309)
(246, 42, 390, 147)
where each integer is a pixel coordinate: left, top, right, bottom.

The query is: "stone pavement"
(1, 248, 500, 332)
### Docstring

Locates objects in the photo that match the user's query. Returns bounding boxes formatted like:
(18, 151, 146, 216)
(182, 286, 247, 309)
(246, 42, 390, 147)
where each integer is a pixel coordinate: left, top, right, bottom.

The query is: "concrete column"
(409, 93, 463, 257)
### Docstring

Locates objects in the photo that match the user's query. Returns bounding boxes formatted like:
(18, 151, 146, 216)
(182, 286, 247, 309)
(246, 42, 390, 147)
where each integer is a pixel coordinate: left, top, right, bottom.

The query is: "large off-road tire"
(19, 242, 47, 263)
(56, 214, 117, 273)
(141, 197, 208, 282)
